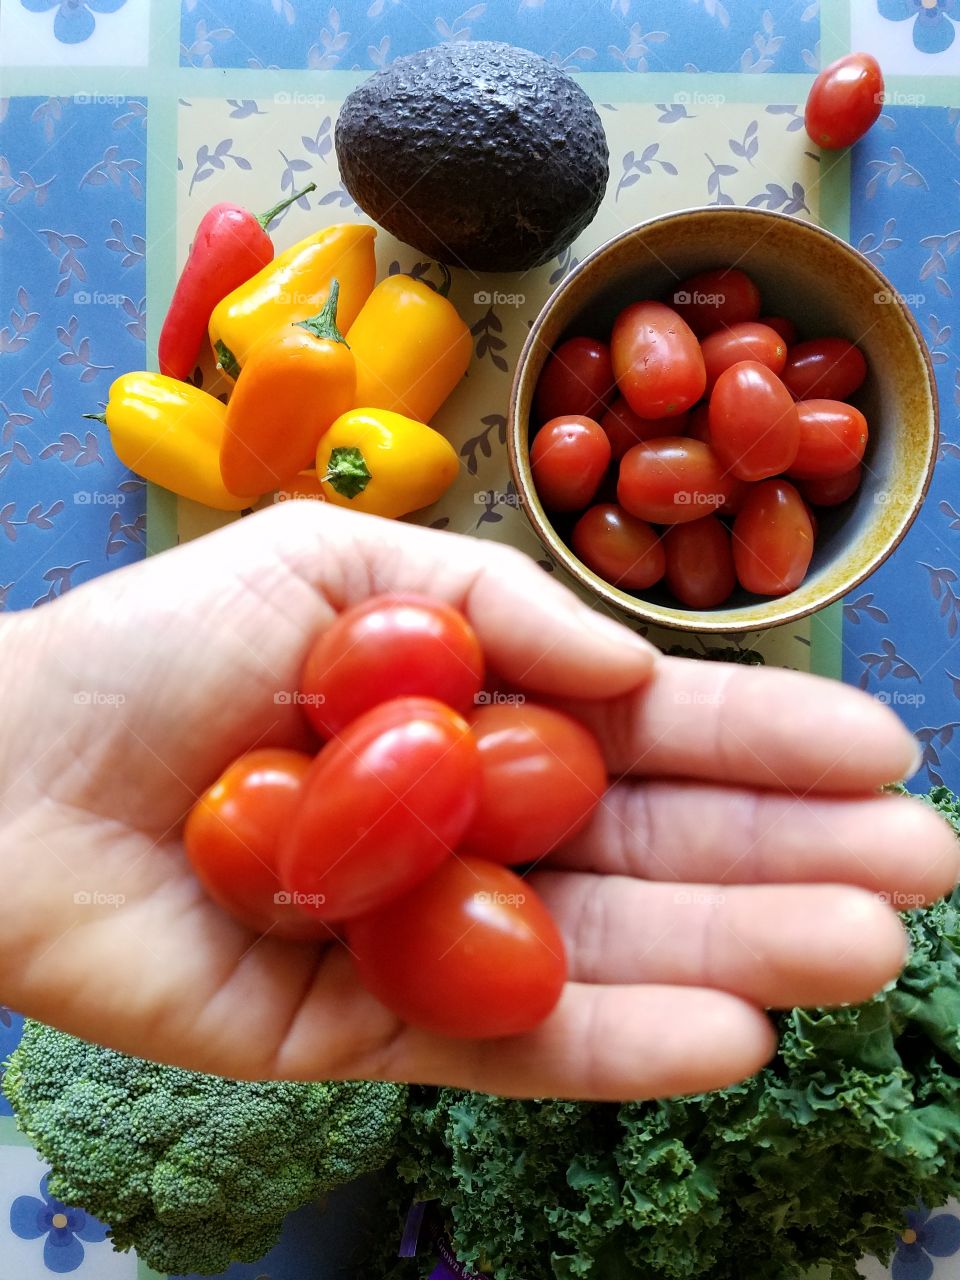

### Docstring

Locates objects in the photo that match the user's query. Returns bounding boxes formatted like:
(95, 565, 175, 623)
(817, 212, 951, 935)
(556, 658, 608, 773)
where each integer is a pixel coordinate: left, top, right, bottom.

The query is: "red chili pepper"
(157, 182, 317, 381)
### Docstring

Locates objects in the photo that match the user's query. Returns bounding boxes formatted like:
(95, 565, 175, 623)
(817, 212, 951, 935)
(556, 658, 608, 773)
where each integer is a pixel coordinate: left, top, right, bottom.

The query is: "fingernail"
(905, 736, 925, 780)
(581, 607, 654, 657)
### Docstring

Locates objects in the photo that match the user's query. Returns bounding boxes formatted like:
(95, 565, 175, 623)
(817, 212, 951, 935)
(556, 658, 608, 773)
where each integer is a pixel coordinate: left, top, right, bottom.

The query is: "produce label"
(429, 1236, 488, 1280)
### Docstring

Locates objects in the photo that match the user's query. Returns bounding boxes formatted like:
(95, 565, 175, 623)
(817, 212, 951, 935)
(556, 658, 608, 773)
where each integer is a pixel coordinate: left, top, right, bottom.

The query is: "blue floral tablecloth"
(2, 1, 960, 1277)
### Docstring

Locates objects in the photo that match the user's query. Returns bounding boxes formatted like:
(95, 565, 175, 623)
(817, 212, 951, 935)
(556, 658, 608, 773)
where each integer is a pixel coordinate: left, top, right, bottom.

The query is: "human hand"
(0, 501, 955, 1100)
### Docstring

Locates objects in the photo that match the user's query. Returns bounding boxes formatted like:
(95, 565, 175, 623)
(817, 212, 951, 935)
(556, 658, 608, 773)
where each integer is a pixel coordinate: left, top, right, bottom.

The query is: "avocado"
(335, 41, 609, 272)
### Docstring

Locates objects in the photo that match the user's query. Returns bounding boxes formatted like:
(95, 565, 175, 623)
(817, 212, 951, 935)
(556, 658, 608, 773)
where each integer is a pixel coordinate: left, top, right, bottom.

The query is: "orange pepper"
(220, 280, 356, 496)
(345, 270, 472, 422)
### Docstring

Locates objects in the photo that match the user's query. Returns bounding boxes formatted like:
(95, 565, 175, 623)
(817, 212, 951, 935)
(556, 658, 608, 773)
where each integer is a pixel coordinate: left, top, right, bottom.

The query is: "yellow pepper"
(209, 223, 376, 380)
(313, 408, 459, 519)
(346, 270, 472, 422)
(86, 372, 256, 512)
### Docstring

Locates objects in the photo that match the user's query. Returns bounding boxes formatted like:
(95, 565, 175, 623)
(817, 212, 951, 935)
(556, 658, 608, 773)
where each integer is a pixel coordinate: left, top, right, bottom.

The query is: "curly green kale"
(4, 1023, 407, 1275)
(375, 790, 960, 1280)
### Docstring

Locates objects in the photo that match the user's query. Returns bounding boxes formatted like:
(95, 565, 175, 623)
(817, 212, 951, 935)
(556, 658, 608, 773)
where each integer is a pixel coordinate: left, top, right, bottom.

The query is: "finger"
(4, 848, 772, 1101)
(550, 783, 960, 902)
(562, 656, 920, 791)
(56, 500, 656, 702)
(264, 502, 657, 697)
(531, 873, 908, 1008)
(273, 949, 777, 1101)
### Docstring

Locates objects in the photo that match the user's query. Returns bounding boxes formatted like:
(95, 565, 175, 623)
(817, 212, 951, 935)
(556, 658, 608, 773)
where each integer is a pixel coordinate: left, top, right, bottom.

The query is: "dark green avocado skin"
(335, 41, 609, 272)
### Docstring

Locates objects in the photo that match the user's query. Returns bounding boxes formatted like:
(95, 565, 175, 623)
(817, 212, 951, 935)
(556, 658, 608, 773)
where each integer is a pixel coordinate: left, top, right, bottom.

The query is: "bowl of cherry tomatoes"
(508, 206, 938, 632)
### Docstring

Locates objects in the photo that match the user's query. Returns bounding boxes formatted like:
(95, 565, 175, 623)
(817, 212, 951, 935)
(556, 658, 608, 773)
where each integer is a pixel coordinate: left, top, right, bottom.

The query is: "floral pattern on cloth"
(877, 0, 960, 53)
(890, 1204, 960, 1279)
(10, 1174, 110, 1274)
(18, 0, 129, 45)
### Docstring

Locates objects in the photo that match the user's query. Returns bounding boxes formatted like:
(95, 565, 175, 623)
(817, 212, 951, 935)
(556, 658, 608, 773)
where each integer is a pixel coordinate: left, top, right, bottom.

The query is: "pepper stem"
(257, 182, 318, 229)
(295, 279, 349, 346)
(82, 412, 107, 423)
(215, 339, 241, 379)
(320, 445, 371, 499)
(435, 261, 453, 298)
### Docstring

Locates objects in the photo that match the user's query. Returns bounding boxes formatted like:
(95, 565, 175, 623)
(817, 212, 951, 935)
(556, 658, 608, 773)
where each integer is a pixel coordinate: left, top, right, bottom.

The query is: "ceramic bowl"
(507, 206, 938, 633)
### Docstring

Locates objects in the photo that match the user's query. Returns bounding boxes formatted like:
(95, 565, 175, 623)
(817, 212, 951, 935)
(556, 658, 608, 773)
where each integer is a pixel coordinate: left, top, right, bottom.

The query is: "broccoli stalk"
(3, 1023, 407, 1275)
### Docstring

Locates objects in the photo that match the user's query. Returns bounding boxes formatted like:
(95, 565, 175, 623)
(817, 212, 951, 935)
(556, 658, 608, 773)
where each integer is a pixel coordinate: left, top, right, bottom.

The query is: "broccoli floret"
(3, 1022, 407, 1275)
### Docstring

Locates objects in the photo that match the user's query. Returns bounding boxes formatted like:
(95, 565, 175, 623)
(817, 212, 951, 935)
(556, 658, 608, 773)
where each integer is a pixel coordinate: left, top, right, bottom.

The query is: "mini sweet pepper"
(158, 183, 316, 382)
(85, 373, 256, 512)
(220, 279, 356, 496)
(209, 222, 376, 380)
(312, 408, 459, 519)
(345, 270, 472, 422)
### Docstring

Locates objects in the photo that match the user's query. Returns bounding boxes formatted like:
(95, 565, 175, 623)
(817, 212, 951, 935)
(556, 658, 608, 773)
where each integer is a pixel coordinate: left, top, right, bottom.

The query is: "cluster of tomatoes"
(531, 266, 869, 608)
(184, 596, 608, 1039)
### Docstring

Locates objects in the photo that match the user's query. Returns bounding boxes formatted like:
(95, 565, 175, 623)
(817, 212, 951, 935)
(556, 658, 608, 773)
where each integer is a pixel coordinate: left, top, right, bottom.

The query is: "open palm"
(0, 501, 955, 1101)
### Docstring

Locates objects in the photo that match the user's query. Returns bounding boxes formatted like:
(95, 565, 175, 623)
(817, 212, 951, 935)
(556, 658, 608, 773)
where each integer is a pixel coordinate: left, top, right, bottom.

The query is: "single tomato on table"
(279, 697, 480, 920)
(732, 479, 815, 596)
(184, 749, 325, 940)
(346, 856, 567, 1038)
(460, 701, 608, 863)
(805, 52, 883, 150)
(534, 337, 614, 424)
(781, 338, 867, 402)
(530, 415, 611, 512)
(663, 516, 736, 609)
(709, 360, 800, 481)
(611, 301, 706, 419)
(571, 503, 665, 589)
(618, 437, 733, 524)
(300, 595, 484, 738)
(787, 399, 868, 479)
(669, 268, 761, 337)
